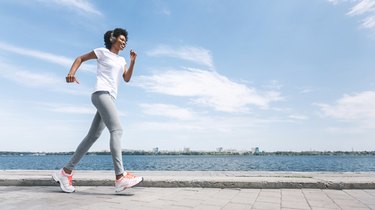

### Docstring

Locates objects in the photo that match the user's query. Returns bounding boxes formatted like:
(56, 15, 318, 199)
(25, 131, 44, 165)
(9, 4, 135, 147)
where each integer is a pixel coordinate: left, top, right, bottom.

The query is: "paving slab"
(1, 187, 375, 210)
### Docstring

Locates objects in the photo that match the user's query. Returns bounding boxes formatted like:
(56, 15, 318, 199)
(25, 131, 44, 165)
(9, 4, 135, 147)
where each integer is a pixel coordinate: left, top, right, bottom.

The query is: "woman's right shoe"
(115, 172, 143, 193)
(52, 169, 75, 193)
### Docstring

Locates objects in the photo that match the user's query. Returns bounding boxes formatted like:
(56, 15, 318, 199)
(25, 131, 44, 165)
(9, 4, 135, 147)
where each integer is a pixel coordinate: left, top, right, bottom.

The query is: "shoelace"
(124, 172, 136, 179)
(67, 175, 73, 186)
(116, 172, 137, 183)
(61, 170, 73, 186)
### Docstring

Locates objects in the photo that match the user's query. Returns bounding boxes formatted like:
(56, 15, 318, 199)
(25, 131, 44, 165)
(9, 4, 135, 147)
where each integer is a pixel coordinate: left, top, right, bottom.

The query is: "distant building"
(216, 147, 223, 153)
(251, 147, 260, 155)
(183, 147, 190, 153)
(226, 149, 237, 153)
(153, 147, 159, 154)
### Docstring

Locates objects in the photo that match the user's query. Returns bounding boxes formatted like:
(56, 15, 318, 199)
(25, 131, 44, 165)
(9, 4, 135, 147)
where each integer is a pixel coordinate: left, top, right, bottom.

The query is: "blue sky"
(0, 0, 375, 152)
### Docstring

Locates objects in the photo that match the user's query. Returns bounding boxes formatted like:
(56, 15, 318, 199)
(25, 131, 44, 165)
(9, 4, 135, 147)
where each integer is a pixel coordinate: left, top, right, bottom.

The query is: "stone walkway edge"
(1, 170, 375, 189)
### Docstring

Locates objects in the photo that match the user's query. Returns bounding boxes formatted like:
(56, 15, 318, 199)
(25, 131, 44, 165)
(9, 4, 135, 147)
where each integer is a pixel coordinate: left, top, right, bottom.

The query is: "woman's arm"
(123, 49, 137, 83)
(66, 51, 97, 84)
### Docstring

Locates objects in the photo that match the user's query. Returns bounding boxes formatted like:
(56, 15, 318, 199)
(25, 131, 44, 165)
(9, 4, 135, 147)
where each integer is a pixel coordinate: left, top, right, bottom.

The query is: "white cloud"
(47, 104, 95, 114)
(0, 99, 104, 152)
(325, 126, 366, 134)
(134, 121, 200, 131)
(147, 45, 215, 70)
(298, 86, 317, 94)
(0, 60, 91, 95)
(133, 114, 284, 134)
(329, 0, 375, 29)
(347, 0, 375, 16)
(361, 15, 375, 28)
(316, 91, 375, 128)
(161, 8, 171, 16)
(328, 0, 341, 5)
(140, 45, 282, 112)
(140, 103, 196, 120)
(133, 68, 283, 113)
(288, 114, 309, 120)
(348, 0, 375, 29)
(44, 0, 102, 16)
(6, 69, 60, 87)
(152, 0, 171, 16)
(0, 41, 96, 73)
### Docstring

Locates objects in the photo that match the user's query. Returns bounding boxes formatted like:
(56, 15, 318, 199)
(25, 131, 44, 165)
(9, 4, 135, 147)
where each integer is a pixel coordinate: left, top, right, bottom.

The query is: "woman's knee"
(110, 127, 123, 137)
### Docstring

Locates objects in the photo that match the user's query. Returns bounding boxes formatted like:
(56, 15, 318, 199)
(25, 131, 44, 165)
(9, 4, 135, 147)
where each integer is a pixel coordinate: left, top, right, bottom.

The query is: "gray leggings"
(64, 91, 124, 175)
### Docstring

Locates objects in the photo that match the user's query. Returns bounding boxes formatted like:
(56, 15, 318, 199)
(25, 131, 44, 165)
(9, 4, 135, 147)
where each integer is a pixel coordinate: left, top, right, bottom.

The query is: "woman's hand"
(65, 51, 96, 84)
(66, 74, 79, 84)
(123, 49, 137, 83)
(130, 49, 137, 63)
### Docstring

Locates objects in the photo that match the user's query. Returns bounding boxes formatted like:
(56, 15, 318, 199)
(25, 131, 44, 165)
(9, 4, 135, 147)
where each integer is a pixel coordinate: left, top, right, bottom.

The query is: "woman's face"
(114, 35, 126, 51)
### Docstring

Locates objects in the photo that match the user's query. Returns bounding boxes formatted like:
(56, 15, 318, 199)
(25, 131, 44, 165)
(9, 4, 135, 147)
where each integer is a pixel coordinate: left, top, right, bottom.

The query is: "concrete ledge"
(1, 170, 375, 189)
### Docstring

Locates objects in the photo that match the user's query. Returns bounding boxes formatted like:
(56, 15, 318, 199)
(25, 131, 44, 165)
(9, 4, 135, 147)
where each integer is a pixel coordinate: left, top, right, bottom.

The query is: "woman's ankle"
(63, 167, 72, 175)
(116, 173, 124, 180)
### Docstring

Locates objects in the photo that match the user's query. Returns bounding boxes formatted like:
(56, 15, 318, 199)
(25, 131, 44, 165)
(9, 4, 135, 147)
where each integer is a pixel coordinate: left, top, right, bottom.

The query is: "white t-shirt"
(93, 48, 126, 99)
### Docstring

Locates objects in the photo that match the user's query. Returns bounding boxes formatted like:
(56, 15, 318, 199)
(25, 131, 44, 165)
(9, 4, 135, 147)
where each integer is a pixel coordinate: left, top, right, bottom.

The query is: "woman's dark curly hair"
(104, 28, 128, 49)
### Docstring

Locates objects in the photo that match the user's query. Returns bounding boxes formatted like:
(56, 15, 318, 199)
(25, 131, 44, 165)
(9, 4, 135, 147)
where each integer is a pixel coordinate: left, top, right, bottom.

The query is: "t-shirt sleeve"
(93, 48, 104, 60)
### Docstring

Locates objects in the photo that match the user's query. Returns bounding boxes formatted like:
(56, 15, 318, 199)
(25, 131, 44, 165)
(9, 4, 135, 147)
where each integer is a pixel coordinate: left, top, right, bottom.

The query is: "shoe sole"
(115, 177, 144, 193)
(52, 173, 75, 193)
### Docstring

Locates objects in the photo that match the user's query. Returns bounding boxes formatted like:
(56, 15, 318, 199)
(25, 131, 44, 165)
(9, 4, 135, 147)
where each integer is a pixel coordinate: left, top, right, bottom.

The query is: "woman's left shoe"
(52, 169, 75, 193)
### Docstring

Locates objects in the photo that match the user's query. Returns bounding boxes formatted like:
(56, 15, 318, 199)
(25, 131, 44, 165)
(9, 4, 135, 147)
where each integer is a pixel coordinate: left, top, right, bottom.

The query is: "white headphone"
(110, 31, 116, 43)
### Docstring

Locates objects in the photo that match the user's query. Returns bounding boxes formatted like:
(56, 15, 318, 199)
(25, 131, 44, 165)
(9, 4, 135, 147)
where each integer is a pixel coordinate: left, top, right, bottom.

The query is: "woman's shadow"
(49, 187, 135, 196)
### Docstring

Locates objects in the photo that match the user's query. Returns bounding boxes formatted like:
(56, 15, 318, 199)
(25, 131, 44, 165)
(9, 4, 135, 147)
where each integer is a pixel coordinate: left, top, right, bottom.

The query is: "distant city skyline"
(0, 0, 375, 152)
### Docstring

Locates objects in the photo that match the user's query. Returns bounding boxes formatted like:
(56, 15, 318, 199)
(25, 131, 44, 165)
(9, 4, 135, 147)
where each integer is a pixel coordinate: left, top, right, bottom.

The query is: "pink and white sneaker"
(115, 172, 143, 193)
(52, 169, 75, 193)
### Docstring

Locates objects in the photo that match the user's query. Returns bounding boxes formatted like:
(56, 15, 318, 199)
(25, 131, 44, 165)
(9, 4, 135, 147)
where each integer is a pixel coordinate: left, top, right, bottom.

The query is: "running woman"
(53, 28, 143, 193)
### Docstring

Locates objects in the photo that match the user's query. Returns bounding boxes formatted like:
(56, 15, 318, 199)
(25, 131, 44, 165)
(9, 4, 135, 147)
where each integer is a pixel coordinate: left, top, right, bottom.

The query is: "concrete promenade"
(1, 170, 375, 209)
(1, 170, 375, 189)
